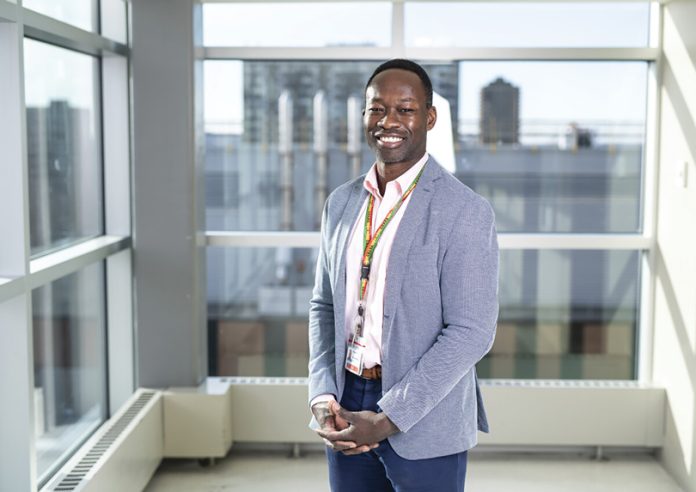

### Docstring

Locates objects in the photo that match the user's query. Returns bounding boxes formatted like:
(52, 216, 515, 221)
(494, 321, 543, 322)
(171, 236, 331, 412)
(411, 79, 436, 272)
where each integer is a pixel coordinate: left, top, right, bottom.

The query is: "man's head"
(363, 59, 437, 168)
(365, 59, 434, 108)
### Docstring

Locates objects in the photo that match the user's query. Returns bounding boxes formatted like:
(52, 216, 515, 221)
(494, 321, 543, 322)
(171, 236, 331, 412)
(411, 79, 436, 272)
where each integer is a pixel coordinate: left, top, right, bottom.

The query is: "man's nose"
(378, 108, 400, 128)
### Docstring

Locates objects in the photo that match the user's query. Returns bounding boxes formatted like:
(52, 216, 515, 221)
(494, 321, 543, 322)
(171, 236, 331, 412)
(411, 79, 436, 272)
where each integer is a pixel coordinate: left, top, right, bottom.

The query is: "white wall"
(653, 1, 696, 491)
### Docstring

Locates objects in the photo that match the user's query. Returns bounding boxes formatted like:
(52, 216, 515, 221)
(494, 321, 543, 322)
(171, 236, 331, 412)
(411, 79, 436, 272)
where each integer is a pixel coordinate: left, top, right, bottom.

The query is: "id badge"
(345, 334, 367, 375)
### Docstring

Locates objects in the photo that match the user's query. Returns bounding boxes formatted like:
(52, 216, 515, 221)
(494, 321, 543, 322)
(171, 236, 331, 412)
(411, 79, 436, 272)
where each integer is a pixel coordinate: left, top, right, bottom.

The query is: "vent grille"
(216, 376, 308, 385)
(213, 376, 646, 389)
(48, 391, 156, 492)
(480, 379, 646, 389)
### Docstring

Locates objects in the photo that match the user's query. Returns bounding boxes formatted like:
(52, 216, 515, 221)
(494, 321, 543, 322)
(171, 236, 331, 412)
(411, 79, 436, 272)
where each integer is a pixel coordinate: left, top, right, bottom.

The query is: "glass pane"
(33, 262, 107, 483)
(205, 60, 383, 231)
(101, 0, 128, 44)
(205, 60, 647, 233)
(208, 248, 639, 380)
(458, 61, 647, 233)
(479, 250, 640, 380)
(208, 247, 315, 377)
(203, 3, 391, 47)
(23, 0, 97, 32)
(24, 39, 103, 256)
(405, 2, 650, 47)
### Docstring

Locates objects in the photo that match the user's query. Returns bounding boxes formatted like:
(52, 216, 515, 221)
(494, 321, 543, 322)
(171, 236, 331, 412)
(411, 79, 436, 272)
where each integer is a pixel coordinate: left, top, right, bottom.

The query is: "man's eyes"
(367, 107, 415, 113)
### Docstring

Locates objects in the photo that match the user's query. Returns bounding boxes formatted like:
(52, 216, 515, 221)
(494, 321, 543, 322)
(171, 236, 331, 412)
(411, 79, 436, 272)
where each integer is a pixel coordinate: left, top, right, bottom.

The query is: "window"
(204, 59, 648, 233)
(207, 247, 640, 380)
(485, 250, 640, 379)
(458, 61, 648, 233)
(0, 2, 131, 488)
(204, 60, 381, 231)
(203, 1, 656, 381)
(33, 263, 107, 482)
(24, 39, 103, 256)
(101, 0, 128, 44)
(208, 247, 313, 377)
(405, 2, 650, 48)
(203, 2, 392, 47)
(22, 0, 98, 32)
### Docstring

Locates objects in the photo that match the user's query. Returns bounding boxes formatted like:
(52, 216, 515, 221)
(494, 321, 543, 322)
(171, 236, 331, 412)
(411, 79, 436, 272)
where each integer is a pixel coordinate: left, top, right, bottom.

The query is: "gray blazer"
(308, 157, 499, 460)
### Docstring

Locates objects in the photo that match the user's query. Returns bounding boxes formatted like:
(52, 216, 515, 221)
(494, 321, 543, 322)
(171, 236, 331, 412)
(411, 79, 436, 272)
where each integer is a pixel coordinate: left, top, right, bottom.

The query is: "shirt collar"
(363, 153, 429, 198)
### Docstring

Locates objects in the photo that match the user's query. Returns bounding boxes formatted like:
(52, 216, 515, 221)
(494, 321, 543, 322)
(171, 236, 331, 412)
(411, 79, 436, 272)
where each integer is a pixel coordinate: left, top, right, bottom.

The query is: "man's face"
(364, 68, 437, 167)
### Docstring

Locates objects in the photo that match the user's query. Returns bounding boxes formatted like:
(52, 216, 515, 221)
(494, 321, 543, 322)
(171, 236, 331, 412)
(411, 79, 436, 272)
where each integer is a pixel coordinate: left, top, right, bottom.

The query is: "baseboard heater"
(41, 389, 163, 492)
(222, 377, 665, 448)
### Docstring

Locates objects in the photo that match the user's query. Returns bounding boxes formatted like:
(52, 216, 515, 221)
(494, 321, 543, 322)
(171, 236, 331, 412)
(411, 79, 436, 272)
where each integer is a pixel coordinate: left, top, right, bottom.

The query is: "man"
(308, 59, 499, 491)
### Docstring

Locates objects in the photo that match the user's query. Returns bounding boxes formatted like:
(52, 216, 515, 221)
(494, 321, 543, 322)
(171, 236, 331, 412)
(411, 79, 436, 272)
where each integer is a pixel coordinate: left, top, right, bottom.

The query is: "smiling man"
(308, 59, 499, 491)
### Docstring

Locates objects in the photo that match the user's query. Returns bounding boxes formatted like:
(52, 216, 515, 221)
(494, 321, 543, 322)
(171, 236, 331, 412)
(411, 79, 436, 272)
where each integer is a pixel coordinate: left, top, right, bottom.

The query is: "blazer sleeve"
(378, 199, 499, 433)
(307, 199, 339, 404)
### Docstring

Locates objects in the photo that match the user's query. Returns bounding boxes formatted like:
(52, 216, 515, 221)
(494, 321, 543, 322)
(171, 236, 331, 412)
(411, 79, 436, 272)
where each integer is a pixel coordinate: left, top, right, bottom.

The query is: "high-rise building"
(26, 101, 94, 253)
(479, 77, 520, 144)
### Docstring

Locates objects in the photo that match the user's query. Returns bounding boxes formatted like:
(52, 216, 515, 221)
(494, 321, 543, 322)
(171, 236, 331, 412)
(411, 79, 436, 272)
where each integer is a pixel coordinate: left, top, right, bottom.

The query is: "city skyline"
(204, 60, 648, 145)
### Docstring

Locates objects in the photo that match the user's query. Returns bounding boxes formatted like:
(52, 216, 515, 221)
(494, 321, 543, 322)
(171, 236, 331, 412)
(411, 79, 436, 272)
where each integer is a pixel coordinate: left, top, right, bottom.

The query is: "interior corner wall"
(131, 0, 207, 388)
(652, 1, 696, 491)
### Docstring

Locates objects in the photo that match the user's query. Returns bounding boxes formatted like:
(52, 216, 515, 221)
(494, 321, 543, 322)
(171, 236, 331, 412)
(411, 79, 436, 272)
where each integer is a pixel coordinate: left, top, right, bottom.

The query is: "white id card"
(345, 334, 367, 375)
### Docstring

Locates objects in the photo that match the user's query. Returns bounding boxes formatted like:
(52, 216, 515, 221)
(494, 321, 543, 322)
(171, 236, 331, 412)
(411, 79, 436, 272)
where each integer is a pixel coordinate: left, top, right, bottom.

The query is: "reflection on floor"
(145, 449, 684, 492)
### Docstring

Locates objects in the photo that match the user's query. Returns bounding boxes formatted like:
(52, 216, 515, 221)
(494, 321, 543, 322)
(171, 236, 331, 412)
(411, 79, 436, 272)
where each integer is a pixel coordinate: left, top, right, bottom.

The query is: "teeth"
(380, 136, 403, 143)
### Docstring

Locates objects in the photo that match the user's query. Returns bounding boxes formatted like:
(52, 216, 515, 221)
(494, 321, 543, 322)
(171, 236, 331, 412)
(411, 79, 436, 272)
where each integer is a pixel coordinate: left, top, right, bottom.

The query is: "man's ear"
(427, 106, 437, 131)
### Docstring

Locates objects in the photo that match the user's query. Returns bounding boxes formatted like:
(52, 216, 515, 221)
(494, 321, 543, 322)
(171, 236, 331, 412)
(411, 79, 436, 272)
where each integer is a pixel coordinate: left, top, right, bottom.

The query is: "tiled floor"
(145, 450, 684, 492)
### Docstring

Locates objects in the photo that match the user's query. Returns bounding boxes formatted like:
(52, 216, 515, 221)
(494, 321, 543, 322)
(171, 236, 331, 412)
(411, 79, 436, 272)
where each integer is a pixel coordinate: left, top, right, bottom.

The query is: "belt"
(359, 365, 382, 380)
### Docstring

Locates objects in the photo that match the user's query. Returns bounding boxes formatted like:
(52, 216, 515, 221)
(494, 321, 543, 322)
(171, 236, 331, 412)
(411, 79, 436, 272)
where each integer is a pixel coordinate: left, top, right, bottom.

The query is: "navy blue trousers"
(326, 371, 468, 492)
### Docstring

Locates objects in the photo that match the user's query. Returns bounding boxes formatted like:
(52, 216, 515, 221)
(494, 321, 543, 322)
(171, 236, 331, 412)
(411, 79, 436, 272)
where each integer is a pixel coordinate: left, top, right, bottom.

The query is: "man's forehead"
(368, 69, 422, 88)
(365, 70, 425, 100)
(365, 89, 417, 102)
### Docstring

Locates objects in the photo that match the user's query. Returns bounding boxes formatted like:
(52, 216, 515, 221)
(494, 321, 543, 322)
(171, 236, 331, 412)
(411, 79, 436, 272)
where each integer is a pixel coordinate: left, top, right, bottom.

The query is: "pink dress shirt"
(311, 153, 429, 407)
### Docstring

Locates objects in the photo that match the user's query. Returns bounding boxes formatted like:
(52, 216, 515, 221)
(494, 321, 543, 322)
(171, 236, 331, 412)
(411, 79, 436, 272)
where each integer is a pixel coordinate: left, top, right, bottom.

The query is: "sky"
(457, 61, 648, 122)
(24, 39, 97, 110)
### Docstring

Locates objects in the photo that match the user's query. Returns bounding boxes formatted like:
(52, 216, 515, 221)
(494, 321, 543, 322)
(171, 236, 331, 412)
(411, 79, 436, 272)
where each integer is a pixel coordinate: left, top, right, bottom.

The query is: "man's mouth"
(376, 134, 405, 147)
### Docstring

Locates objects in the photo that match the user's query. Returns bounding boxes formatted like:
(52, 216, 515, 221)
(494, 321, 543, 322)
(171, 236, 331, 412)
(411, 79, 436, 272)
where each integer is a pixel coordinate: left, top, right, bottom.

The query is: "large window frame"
(202, 0, 662, 384)
(0, 1, 132, 489)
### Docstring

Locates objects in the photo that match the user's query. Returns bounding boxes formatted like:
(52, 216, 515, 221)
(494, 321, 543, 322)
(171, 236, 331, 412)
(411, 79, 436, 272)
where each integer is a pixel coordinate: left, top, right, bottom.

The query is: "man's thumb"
(330, 400, 349, 420)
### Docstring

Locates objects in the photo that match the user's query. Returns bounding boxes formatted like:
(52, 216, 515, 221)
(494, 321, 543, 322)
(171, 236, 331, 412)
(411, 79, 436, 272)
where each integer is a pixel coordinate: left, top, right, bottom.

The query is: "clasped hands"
(312, 400, 399, 455)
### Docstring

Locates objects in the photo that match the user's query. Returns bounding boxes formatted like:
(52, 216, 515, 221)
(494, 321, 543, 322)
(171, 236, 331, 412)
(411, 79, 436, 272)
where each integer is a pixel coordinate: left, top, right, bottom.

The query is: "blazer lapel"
(333, 181, 368, 348)
(383, 159, 441, 323)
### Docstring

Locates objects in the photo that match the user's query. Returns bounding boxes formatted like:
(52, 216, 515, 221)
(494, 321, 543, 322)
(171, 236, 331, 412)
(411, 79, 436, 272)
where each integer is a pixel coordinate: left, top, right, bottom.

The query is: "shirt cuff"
(310, 393, 336, 408)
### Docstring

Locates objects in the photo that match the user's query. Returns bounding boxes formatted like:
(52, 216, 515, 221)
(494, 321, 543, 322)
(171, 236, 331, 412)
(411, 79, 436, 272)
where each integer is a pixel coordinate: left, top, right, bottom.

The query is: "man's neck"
(375, 156, 425, 196)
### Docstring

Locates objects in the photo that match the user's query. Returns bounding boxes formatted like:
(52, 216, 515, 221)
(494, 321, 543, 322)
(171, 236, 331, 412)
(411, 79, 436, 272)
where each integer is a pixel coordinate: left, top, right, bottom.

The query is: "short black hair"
(365, 59, 433, 107)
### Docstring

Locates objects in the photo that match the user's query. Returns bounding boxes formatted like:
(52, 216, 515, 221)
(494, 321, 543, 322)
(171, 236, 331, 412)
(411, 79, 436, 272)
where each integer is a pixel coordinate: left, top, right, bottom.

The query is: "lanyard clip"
(361, 263, 371, 280)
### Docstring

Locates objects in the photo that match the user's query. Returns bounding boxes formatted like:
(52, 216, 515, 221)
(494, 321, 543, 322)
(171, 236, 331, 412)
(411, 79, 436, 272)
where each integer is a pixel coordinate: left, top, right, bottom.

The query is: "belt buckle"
(361, 365, 381, 380)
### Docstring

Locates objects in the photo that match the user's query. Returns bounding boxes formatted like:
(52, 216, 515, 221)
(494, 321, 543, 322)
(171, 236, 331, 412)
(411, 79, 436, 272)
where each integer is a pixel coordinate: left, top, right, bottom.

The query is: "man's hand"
(312, 401, 376, 454)
(317, 400, 399, 456)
